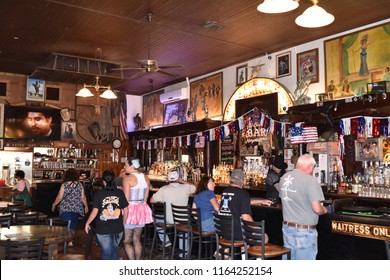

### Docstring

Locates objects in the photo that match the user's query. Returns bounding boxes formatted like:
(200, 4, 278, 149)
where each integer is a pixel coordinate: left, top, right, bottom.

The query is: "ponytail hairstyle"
(102, 169, 115, 191)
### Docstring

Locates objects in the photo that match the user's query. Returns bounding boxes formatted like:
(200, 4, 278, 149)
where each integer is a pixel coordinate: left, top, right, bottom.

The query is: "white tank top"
(129, 172, 148, 203)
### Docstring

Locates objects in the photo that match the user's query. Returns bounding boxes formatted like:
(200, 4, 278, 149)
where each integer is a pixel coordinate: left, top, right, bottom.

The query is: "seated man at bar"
(219, 169, 271, 246)
(279, 153, 328, 260)
(150, 170, 196, 250)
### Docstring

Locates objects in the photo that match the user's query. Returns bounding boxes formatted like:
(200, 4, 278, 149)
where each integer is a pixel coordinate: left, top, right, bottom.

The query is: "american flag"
(290, 126, 304, 144)
(118, 93, 128, 141)
(302, 126, 318, 143)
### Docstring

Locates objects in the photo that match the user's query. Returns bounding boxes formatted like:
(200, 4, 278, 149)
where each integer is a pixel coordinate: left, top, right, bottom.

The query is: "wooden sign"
(332, 220, 390, 241)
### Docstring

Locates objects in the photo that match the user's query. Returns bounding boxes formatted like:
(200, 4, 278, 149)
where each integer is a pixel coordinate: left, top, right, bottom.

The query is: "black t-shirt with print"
(219, 186, 251, 241)
(92, 188, 129, 234)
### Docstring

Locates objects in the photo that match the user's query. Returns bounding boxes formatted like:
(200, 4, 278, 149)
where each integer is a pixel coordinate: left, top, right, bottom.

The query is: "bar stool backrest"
(0, 213, 12, 228)
(240, 218, 266, 258)
(14, 211, 39, 225)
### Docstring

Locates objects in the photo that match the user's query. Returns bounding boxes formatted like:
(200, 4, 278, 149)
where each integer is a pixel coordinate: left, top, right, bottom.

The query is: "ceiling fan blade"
(159, 64, 183, 69)
(156, 68, 179, 77)
(111, 66, 143, 71)
(130, 69, 147, 80)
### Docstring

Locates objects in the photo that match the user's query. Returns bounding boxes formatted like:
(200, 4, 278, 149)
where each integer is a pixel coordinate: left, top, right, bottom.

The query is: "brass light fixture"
(76, 76, 117, 99)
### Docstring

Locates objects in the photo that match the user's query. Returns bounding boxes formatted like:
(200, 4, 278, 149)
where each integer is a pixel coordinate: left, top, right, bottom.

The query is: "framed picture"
(0, 103, 4, 138)
(163, 99, 187, 126)
(26, 77, 45, 102)
(297, 48, 319, 83)
(355, 138, 382, 161)
(236, 64, 247, 86)
(61, 121, 76, 140)
(276, 52, 291, 78)
(190, 72, 223, 119)
(0, 139, 3, 150)
(142, 90, 164, 128)
(324, 22, 390, 99)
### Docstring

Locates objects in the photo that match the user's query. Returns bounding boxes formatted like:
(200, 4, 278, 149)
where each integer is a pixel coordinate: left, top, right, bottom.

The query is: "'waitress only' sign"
(332, 220, 390, 241)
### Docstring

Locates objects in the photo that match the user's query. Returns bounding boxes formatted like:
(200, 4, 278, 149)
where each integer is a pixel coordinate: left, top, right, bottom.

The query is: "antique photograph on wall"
(0, 103, 4, 138)
(142, 90, 164, 128)
(276, 52, 291, 78)
(236, 64, 247, 86)
(163, 100, 187, 126)
(297, 48, 319, 83)
(190, 72, 223, 119)
(61, 121, 76, 140)
(26, 77, 45, 102)
(324, 22, 390, 99)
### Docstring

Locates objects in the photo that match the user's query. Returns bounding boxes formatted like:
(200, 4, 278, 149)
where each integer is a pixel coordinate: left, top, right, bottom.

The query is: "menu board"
(221, 135, 234, 165)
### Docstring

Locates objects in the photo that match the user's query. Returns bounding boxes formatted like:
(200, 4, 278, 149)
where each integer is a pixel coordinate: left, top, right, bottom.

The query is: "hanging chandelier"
(76, 76, 117, 99)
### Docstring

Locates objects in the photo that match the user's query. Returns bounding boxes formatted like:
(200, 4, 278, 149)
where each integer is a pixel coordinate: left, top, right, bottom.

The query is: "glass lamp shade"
(76, 87, 94, 97)
(257, 0, 299, 14)
(100, 89, 117, 99)
(295, 4, 335, 28)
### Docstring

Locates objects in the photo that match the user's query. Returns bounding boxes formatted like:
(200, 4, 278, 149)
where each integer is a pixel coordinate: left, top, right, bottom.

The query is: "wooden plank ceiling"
(0, 0, 388, 95)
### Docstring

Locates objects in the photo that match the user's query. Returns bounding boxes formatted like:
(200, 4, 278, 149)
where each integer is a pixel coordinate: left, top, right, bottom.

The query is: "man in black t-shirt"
(219, 169, 252, 241)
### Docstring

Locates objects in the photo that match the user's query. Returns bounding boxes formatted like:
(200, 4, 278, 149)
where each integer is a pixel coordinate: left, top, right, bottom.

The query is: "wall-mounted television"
(4, 106, 61, 140)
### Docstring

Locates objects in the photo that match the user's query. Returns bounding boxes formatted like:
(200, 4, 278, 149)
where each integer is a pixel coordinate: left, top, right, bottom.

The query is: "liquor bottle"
(367, 161, 374, 187)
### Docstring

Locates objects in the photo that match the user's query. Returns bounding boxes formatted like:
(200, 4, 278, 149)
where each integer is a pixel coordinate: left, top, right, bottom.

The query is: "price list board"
(221, 136, 234, 165)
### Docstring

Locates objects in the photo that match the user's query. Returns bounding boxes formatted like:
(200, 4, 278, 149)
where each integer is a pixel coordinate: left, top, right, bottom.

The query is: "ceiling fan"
(116, 12, 182, 80)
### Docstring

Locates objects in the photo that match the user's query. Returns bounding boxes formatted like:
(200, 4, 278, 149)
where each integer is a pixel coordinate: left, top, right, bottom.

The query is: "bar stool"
(149, 202, 174, 260)
(171, 204, 191, 260)
(189, 207, 215, 259)
(241, 218, 291, 260)
(142, 222, 154, 259)
(213, 212, 244, 260)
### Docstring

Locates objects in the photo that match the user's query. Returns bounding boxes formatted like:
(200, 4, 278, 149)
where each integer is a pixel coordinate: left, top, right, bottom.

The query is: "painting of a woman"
(358, 34, 370, 76)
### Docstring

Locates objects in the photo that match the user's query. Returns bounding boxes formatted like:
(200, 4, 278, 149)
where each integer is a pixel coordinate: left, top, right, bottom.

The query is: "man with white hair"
(150, 170, 196, 248)
(279, 153, 328, 260)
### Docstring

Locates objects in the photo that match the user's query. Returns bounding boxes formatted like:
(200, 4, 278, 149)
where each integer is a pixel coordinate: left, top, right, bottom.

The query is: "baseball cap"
(230, 169, 245, 185)
(168, 170, 179, 182)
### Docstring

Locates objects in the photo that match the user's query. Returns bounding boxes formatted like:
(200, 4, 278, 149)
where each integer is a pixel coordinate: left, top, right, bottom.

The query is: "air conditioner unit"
(159, 88, 188, 103)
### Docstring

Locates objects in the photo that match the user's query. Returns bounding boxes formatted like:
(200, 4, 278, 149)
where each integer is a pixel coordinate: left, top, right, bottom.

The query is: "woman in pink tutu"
(122, 157, 153, 260)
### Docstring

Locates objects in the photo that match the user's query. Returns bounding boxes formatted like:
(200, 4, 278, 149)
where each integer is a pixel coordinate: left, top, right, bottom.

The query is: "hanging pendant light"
(257, 0, 299, 14)
(75, 76, 117, 99)
(295, 0, 335, 28)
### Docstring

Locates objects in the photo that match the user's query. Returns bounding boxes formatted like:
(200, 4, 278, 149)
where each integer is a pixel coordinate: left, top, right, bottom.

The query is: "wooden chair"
(6, 237, 45, 260)
(170, 204, 191, 259)
(241, 218, 291, 260)
(149, 202, 174, 260)
(212, 212, 244, 260)
(189, 207, 215, 259)
(0, 213, 13, 228)
(14, 211, 39, 225)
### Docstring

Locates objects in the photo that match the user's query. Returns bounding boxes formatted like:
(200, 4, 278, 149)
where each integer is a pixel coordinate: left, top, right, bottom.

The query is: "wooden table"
(0, 225, 73, 260)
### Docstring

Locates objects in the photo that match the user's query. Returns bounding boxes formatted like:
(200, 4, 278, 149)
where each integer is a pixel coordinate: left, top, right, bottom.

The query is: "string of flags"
(133, 107, 320, 150)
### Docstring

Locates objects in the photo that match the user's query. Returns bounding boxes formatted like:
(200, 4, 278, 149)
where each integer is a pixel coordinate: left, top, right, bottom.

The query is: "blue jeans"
(282, 224, 318, 260)
(201, 217, 215, 232)
(60, 212, 79, 230)
(96, 232, 124, 260)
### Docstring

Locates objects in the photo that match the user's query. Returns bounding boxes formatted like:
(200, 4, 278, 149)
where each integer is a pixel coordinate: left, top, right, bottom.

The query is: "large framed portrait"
(236, 64, 247, 86)
(276, 52, 291, 78)
(142, 90, 164, 128)
(190, 72, 223, 119)
(26, 77, 45, 102)
(324, 22, 390, 99)
(163, 100, 187, 126)
(297, 48, 319, 83)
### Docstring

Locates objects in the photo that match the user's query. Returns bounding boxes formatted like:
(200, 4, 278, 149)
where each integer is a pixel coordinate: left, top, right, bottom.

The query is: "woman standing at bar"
(192, 176, 219, 232)
(52, 168, 89, 247)
(122, 158, 153, 260)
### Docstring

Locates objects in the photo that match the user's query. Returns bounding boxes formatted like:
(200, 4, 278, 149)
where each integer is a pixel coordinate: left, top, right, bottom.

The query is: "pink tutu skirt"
(125, 202, 153, 225)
